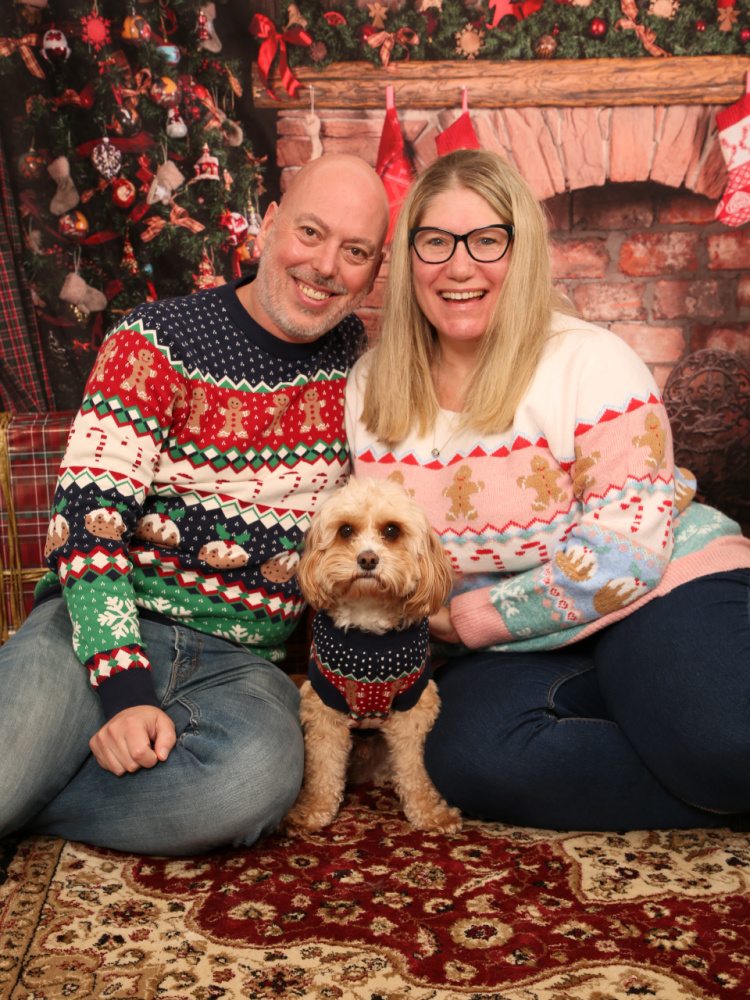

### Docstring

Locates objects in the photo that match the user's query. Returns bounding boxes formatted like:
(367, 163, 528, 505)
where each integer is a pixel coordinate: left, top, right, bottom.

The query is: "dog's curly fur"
(281, 477, 462, 836)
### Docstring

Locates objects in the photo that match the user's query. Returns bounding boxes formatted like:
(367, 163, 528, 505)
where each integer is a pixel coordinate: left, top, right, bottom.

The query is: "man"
(0, 154, 389, 856)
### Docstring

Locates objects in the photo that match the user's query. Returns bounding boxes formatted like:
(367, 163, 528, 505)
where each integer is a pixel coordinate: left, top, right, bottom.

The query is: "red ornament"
(741, 27, 750, 43)
(552, 23, 560, 36)
(58, 210, 90, 241)
(219, 211, 249, 246)
(588, 16, 607, 38)
(151, 76, 182, 108)
(18, 147, 46, 181)
(112, 177, 136, 209)
(80, 5, 112, 51)
(696, 20, 707, 32)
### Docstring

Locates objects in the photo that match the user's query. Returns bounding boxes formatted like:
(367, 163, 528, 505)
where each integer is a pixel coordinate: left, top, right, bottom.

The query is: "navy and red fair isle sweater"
(38, 276, 363, 718)
(308, 611, 432, 725)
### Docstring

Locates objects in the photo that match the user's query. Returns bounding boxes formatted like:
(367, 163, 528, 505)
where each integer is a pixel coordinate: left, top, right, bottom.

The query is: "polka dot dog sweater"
(308, 611, 432, 725)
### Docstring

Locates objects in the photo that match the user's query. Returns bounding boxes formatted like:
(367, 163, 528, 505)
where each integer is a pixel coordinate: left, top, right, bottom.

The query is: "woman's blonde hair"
(361, 149, 570, 447)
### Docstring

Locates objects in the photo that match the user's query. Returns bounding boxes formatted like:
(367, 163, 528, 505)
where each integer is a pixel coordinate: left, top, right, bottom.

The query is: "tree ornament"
(92, 137, 122, 180)
(219, 211, 249, 246)
(741, 27, 750, 43)
(247, 206, 262, 237)
(588, 16, 607, 37)
(647, 0, 679, 17)
(111, 176, 136, 209)
(695, 19, 706, 31)
(310, 41, 328, 62)
(48, 156, 80, 215)
(17, 146, 45, 181)
(534, 33, 558, 58)
(285, 3, 309, 29)
(111, 106, 141, 138)
(192, 143, 220, 181)
(195, 247, 219, 290)
(122, 9, 152, 44)
(59, 271, 107, 315)
(80, 1, 112, 51)
(367, 2, 389, 29)
(157, 43, 181, 65)
(718, 3, 738, 32)
(455, 23, 485, 58)
(198, 3, 222, 53)
(58, 210, 90, 241)
(146, 159, 185, 204)
(151, 76, 182, 108)
(41, 27, 70, 62)
(166, 108, 188, 139)
(121, 235, 138, 275)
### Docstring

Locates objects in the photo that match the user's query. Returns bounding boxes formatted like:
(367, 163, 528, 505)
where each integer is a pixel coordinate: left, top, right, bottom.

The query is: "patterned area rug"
(2, 785, 750, 999)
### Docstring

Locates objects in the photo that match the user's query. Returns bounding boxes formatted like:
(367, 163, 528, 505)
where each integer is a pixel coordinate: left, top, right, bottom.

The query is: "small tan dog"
(281, 477, 462, 836)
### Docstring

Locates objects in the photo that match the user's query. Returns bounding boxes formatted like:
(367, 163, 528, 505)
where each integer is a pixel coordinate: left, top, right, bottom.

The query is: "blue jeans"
(425, 570, 750, 830)
(0, 598, 303, 855)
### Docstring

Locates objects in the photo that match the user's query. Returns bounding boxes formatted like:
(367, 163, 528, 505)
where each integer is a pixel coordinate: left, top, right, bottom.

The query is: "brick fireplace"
(253, 56, 750, 392)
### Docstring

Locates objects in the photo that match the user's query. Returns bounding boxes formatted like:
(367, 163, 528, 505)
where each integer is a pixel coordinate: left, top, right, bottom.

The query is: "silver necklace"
(431, 362, 459, 457)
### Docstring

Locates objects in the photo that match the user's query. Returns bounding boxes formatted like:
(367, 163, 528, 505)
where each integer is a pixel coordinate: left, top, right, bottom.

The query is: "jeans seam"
(162, 627, 203, 707)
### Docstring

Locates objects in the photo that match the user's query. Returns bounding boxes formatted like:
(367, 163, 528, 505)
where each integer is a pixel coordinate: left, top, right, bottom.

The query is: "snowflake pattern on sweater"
(41, 277, 362, 714)
(346, 315, 750, 655)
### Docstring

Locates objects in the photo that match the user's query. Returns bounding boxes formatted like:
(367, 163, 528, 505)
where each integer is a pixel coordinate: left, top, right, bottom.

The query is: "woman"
(345, 149, 750, 831)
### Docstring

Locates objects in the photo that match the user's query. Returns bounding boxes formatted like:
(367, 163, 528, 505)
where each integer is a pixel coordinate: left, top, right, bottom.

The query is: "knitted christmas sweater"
(308, 612, 432, 725)
(346, 314, 750, 654)
(39, 277, 362, 718)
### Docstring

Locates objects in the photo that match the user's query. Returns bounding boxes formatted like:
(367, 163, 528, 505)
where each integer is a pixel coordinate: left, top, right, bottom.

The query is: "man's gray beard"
(253, 237, 366, 342)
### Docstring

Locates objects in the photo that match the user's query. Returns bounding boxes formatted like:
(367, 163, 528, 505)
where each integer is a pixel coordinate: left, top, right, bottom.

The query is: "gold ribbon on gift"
(614, 0, 670, 57)
(141, 201, 205, 242)
(366, 27, 419, 70)
(0, 33, 43, 79)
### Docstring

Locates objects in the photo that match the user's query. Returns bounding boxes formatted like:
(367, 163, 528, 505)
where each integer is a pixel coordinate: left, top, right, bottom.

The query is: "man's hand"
(89, 705, 177, 776)
(429, 606, 460, 645)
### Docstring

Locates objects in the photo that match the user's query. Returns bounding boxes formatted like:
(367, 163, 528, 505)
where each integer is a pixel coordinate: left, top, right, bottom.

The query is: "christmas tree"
(0, 0, 266, 409)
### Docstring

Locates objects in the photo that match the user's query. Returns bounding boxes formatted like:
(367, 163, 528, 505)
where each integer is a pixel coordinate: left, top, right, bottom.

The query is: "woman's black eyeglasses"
(409, 225, 514, 264)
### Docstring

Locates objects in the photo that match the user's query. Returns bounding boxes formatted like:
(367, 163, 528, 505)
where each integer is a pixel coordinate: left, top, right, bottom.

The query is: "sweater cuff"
(450, 589, 513, 649)
(95, 667, 162, 721)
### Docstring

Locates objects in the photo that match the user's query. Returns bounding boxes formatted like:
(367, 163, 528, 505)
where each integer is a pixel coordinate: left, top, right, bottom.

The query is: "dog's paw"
(408, 803, 463, 835)
(278, 805, 337, 837)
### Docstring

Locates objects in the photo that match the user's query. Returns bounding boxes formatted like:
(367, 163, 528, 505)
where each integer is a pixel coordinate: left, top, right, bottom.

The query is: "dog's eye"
(338, 524, 354, 539)
(382, 523, 401, 541)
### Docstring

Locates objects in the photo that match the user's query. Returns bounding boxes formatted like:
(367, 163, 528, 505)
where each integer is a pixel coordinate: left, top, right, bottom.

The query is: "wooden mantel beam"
(252, 55, 750, 110)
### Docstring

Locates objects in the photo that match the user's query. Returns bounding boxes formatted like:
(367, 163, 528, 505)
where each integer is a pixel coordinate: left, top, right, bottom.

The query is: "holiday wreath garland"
(266, 0, 750, 71)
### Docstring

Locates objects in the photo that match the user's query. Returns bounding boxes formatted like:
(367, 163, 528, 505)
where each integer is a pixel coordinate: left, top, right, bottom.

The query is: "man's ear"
(255, 201, 279, 254)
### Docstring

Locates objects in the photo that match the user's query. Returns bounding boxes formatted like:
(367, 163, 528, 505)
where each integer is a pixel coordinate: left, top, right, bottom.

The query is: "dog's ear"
(403, 530, 454, 619)
(295, 519, 331, 611)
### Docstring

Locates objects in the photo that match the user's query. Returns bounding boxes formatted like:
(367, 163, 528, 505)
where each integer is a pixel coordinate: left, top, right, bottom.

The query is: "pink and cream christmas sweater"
(39, 277, 360, 717)
(346, 314, 750, 654)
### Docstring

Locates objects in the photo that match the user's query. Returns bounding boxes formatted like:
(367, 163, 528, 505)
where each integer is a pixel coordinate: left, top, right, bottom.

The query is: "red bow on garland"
(250, 13, 312, 100)
(614, 0, 670, 57)
(0, 33, 43, 78)
(365, 27, 419, 70)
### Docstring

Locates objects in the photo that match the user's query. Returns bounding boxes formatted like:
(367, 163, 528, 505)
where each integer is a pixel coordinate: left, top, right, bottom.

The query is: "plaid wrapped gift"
(0, 411, 74, 642)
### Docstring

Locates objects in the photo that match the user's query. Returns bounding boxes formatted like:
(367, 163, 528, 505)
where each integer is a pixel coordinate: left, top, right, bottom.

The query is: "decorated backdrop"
(0, 0, 268, 411)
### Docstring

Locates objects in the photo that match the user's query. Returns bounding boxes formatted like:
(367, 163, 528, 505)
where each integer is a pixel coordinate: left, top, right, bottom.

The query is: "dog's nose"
(357, 550, 379, 572)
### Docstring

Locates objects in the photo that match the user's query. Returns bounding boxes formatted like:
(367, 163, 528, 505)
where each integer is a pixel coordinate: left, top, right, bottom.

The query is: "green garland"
(279, 0, 750, 69)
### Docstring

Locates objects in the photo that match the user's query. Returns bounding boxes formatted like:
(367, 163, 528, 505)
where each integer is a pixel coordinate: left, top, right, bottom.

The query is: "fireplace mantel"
(253, 55, 750, 110)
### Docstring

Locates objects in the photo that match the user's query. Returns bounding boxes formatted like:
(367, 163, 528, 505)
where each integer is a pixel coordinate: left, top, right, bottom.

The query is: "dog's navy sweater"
(308, 611, 432, 725)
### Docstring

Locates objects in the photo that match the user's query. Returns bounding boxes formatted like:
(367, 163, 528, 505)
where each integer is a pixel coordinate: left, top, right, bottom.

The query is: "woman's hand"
(429, 606, 460, 644)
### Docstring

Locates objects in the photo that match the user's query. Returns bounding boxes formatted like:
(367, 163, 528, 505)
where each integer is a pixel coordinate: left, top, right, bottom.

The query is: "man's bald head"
(240, 154, 390, 343)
